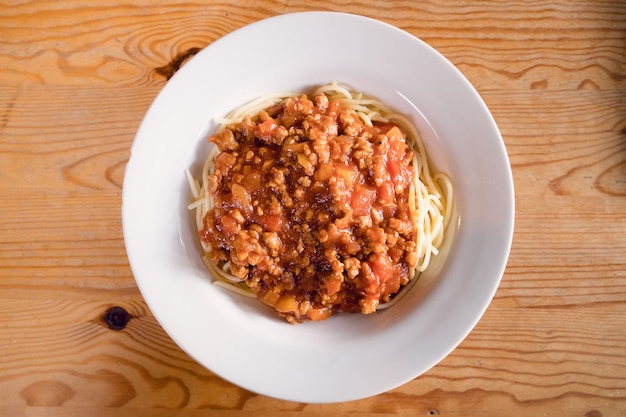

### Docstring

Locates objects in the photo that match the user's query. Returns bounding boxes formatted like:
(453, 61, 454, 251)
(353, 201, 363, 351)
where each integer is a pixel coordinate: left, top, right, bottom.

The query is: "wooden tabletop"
(2, 1, 625, 415)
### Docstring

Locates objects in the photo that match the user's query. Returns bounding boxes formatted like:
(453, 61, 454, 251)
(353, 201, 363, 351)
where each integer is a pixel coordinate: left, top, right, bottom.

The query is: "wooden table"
(2, 1, 625, 415)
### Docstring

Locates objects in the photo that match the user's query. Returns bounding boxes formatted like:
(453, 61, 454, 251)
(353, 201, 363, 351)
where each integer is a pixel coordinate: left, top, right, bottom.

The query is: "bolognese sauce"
(199, 92, 420, 323)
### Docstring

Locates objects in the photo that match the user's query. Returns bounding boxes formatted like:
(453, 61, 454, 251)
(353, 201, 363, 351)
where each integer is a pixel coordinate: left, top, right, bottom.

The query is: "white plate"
(123, 12, 514, 403)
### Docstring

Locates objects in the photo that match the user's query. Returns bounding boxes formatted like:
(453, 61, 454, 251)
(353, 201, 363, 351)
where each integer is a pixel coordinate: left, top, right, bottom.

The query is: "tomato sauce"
(201, 93, 417, 323)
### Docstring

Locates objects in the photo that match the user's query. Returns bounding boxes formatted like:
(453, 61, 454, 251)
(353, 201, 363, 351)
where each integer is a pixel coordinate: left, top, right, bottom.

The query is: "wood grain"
(1, 0, 625, 416)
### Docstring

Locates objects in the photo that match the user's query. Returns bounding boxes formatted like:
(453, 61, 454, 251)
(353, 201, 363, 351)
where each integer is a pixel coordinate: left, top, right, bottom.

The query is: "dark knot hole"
(103, 306, 131, 330)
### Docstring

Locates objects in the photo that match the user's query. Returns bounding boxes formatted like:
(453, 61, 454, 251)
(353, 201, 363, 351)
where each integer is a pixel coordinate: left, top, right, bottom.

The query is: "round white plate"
(123, 12, 514, 403)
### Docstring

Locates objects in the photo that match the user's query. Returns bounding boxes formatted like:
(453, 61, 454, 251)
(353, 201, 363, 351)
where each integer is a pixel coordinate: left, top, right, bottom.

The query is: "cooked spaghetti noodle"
(187, 82, 452, 322)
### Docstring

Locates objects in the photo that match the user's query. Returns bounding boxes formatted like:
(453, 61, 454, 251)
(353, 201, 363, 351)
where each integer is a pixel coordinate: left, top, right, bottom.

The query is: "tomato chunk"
(258, 214, 283, 232)
(324, 274, 343, 296)
(214, 152, 236, 174)
(241, 169, 262, 193)
(369, 252, 394, 284)
(230, 183, 251, 214)
(370, 252, 401, 300)
(335, 163, 359, 188)
(314, 162, 335, 182)
(377, 180, 395, 205)
(219, 215, 239, 238)
(386, 127, 413, 192)
(374, 122, 398, 135)
(350, 183, 376, 216)
(255, 118, 278, 140)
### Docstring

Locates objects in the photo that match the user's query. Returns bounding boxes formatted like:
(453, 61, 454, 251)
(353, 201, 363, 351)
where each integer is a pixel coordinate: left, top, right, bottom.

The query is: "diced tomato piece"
(314, 162, 335, 182)
(274, 295, 298, 313)
(241, 169, 261, 193)
(255, 118, 278, 139)
(359, 261, 380, 295)
(214, 152, 236, 174)
(377, 180, 395, 205)
(324, 274, 343, 296)
(386, 128, 413, 192)
(350, 183, 376, 216)
(385, 125, 405, 141)
(387, 129, 406, 163)
(335, 163, 359, 188)
(373, 122, 398, 135)
(219, 215, 239, 238)
(387, 160, 403, 185)
(230, 183, 251, 214)
(369, 252, 394, 284)
(262, 290, 280, 307)
(258, 214, 283, 232)
(306, 307, 333, 321)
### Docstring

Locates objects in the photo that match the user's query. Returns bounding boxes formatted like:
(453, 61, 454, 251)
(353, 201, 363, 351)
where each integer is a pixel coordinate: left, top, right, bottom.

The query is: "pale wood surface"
(1, 1, 625, 416)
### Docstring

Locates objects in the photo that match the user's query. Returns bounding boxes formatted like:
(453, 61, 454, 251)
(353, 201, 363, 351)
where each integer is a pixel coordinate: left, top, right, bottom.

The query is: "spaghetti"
(187, 82, 452, 322)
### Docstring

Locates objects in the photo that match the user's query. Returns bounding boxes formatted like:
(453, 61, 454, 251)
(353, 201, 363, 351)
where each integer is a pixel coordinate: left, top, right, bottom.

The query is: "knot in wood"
(103, 306, 131, 330)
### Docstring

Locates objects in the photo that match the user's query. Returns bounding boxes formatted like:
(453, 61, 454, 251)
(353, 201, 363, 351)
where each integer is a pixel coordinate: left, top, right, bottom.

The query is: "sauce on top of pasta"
(200, 92, 418, 323)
